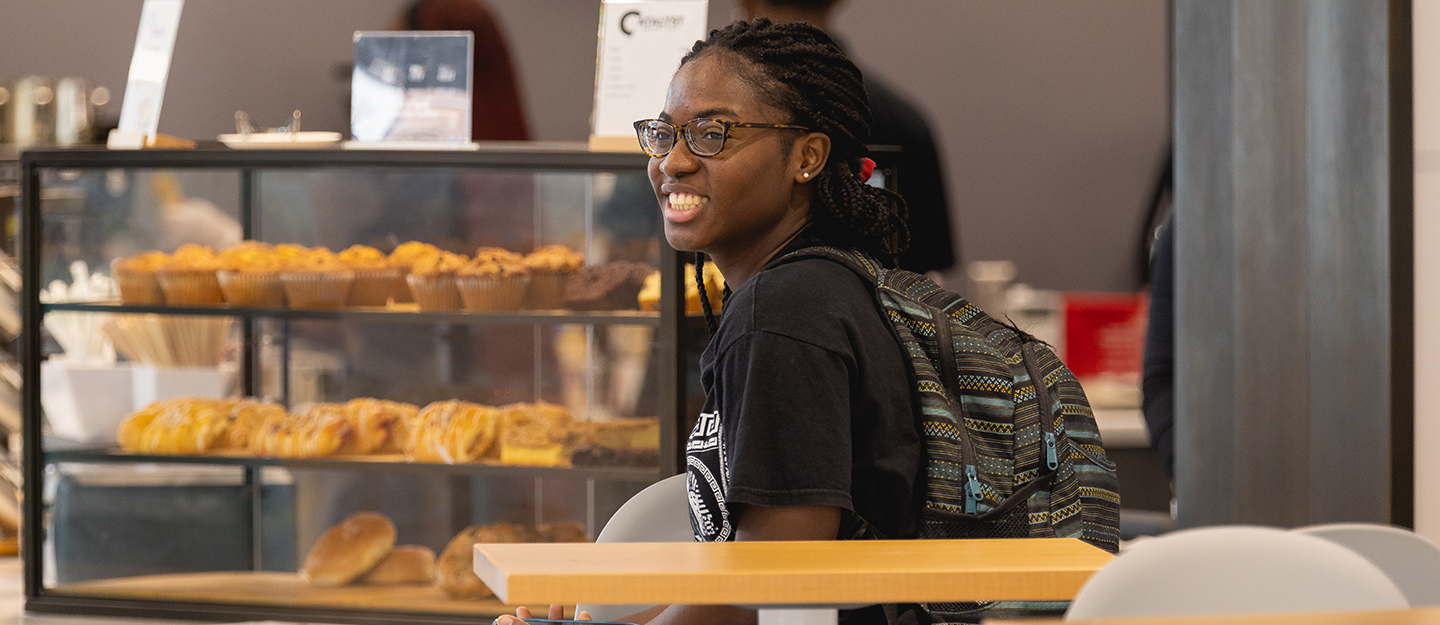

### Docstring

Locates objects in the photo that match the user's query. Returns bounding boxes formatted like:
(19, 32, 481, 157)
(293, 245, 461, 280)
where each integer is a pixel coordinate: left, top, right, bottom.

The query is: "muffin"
(216, 241, 285, 307)
(112, 251, 168, 305)
(274, 243, 312, 267)
(339, 244, 399, 307)
(281, 247, 355, 309)
(156, 244, 224, 305)
(472, 247, 525, 264)
(406, 251, 468, 311)
(457, 252, 530, 312)
(388, 242, 442, 303)
(521, 245, 584, 309)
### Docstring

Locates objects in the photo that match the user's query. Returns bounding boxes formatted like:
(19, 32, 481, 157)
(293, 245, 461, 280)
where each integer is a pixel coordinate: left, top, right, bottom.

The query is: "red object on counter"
(1062, 292, 1148, 382)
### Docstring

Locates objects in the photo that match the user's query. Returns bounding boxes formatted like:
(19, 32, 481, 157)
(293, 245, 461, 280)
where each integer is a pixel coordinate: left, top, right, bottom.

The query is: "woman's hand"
(493, 604, 591, 625)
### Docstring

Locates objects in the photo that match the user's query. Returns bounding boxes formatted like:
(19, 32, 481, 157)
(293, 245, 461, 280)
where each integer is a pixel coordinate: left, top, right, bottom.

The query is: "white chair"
(1064, 525, 1408, 620)
(576, 474, 691, 621)
(1294, 522, 1440, 607)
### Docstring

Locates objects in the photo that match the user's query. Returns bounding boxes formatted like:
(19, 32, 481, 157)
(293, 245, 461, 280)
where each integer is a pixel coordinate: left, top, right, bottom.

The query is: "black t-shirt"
(686, 234, 922, 545)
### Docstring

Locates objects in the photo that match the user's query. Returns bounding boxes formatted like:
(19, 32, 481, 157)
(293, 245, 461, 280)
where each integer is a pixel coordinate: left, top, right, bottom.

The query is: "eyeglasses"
(633, 118, 811, 157)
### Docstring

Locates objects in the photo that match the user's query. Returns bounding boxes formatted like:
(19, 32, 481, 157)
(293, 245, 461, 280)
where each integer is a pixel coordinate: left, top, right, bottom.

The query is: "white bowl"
(41, 360, 133, 445)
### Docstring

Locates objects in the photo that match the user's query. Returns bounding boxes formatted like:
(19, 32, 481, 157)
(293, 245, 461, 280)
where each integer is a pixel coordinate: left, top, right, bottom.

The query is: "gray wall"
(831, 1, 1170, 291)
(1, 0, 1168, 292)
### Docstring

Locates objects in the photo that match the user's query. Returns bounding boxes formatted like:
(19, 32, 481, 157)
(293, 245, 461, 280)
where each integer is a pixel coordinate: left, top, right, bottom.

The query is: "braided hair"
(686, 18, 910, 333)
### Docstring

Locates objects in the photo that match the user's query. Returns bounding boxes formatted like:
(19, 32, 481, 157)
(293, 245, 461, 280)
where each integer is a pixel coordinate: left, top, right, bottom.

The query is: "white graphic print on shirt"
(686, 410, 732, 542)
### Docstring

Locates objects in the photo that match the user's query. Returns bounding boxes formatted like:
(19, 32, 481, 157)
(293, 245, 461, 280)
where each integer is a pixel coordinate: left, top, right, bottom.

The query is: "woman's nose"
(658, 140, 700, 177)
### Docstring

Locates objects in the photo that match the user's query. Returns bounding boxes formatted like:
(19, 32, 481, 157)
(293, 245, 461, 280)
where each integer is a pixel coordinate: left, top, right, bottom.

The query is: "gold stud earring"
(802, 172, 810, 179)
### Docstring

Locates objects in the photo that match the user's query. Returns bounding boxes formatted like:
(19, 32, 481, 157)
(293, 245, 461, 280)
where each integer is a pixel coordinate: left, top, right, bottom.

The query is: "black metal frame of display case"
(24, 596, 563, 625)
(19, 144, 686, 625)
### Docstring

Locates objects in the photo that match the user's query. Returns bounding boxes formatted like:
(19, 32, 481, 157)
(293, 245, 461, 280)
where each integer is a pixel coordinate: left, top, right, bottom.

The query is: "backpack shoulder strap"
(778, 245, 966, 313)
(773, 245, 887, 286)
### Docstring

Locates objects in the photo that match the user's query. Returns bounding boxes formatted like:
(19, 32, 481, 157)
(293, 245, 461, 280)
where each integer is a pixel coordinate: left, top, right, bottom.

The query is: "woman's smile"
(664, 192, 710, 220)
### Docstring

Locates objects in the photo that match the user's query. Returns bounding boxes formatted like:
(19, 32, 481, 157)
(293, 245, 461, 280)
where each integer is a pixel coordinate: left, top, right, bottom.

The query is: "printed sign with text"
(592, 0, 709, 144)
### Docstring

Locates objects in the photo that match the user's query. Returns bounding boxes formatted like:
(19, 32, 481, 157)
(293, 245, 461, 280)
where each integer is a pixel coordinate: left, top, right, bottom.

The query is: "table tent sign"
(350, 31, 476, 149)
(107, 0, 184, 149)
(589, 0, 709, 152)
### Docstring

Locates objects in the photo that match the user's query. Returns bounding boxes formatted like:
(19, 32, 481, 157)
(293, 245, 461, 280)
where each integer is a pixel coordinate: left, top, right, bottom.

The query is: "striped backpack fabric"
(779, 246, 1121, 624)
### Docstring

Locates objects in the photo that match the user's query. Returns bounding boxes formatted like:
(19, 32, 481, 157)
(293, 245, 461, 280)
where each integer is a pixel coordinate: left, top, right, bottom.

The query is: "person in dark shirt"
(741, 0, 956, 275)
(502, 18, 922, 625)
(1142, 216, 1175, 478)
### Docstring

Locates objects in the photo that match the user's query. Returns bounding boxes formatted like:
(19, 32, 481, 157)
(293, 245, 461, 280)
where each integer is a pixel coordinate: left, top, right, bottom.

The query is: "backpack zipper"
(932, 306, 982, 514)
(1021, 342, 1060, 474)
(963, 466, 982, 514)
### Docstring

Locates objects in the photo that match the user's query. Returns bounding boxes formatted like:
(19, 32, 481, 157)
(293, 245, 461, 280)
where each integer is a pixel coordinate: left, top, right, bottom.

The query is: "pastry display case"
(18, 145, 685, 624)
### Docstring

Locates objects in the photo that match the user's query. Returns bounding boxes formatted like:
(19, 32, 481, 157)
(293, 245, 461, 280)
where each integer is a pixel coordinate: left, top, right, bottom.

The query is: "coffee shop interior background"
(12, 0, 1440, 597)
(11, 0, 1440, 565)
(0, 0, 1171, 296)
(0, 0, 1173, 558)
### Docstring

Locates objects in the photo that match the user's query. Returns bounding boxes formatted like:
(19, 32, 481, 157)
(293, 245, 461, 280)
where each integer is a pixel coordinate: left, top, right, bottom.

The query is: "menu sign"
(109, 0, 184, 149)
(590, 0, 708, 150)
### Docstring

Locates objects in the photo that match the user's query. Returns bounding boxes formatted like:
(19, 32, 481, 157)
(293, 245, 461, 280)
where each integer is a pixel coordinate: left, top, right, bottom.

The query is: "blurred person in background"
(741, 0, 956, 277)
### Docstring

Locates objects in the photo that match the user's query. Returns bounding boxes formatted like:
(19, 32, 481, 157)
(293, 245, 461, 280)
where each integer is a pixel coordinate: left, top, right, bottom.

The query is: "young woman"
(506, 18, 923, 625)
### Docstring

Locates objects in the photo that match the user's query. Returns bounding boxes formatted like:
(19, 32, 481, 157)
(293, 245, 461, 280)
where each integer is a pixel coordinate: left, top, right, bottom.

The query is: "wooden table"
(474, 538, 1113, 625)
(1025, 606, 1440, 625)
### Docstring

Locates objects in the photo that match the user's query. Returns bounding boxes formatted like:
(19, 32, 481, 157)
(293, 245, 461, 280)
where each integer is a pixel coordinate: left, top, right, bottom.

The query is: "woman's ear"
(793, 132, 831, 183)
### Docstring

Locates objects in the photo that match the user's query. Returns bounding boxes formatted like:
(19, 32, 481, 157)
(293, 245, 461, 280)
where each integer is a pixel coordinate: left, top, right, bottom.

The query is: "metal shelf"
(19, 143, 652, 172)
(41, 302, 660, 326)
(25, 593, 514, 625)
(44, 447, 660, 482)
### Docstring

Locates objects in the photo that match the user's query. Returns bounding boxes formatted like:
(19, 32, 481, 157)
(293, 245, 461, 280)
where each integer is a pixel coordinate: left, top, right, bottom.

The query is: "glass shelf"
(44, 447, 660, 481)
(42, 302, 661, 326)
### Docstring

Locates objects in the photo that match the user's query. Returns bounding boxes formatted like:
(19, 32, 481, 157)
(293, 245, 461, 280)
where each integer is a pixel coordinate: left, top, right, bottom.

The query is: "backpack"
(778, 246, 1121, 624)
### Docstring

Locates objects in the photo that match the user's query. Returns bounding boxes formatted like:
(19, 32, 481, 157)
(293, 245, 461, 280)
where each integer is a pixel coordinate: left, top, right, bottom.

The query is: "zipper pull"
(1044, 432, 1059, 471)
(964, 465, 981, 514)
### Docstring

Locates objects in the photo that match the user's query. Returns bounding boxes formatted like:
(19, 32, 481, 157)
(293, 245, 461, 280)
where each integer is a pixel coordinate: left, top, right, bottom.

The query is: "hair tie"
(859, 158, 876, 183)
